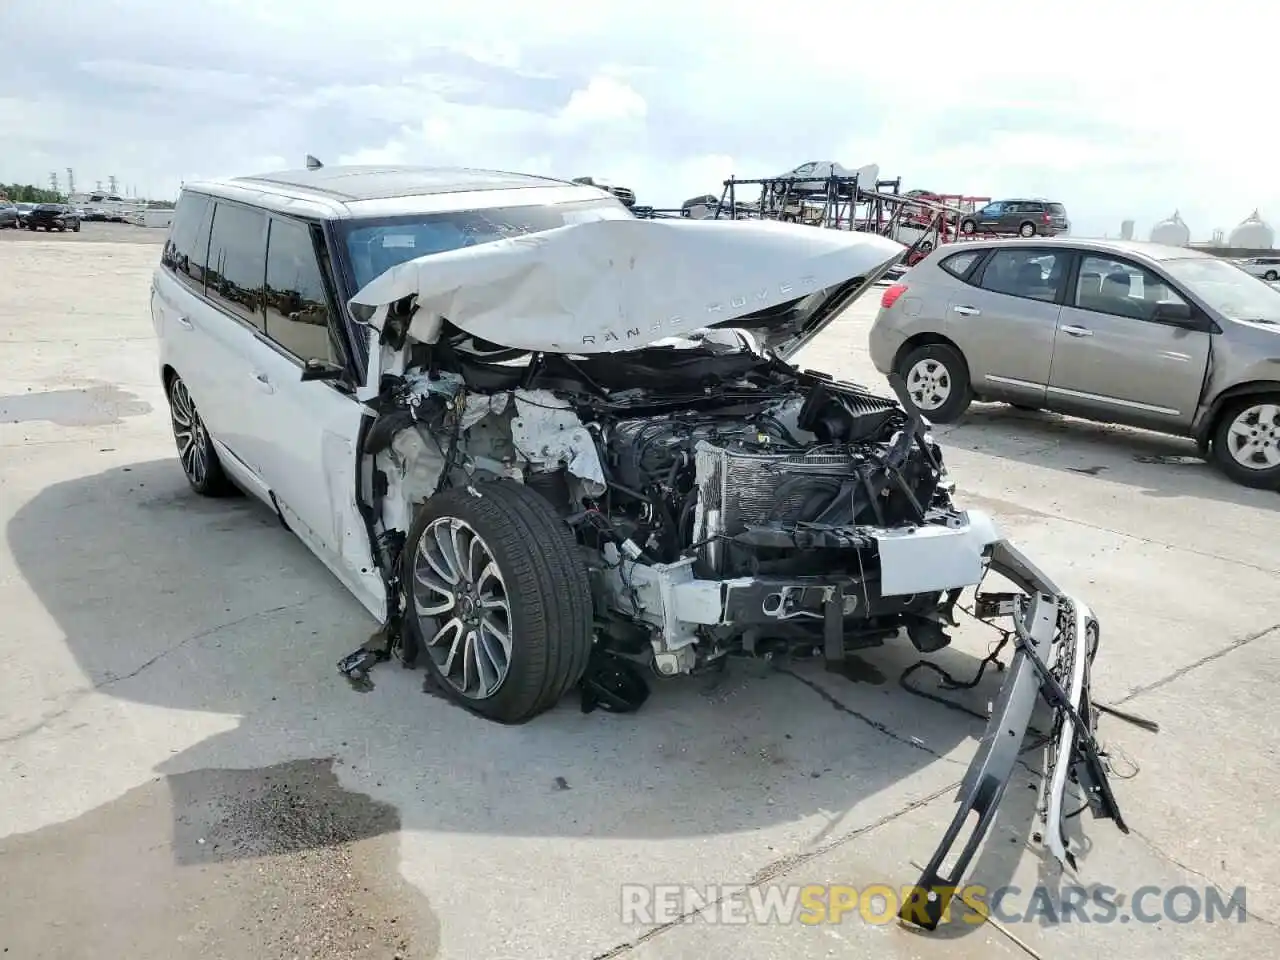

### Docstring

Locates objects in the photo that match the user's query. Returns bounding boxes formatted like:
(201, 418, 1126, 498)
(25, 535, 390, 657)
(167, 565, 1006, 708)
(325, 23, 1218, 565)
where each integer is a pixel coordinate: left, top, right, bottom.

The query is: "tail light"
(1043, 212, 1052, 223)
(880, 283, 908, 309)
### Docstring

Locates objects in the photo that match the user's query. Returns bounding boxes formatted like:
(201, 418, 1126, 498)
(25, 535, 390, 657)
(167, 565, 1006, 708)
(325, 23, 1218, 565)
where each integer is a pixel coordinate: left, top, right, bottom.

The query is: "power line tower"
(49, 171, 59, 195)
(107, 175, 119, 195)
(66, 168, 76, 198)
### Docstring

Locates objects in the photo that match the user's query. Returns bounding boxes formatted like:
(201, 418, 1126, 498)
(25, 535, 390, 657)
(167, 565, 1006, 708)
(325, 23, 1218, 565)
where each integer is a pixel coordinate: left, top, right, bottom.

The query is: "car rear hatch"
(1047, 202, 1069, 227)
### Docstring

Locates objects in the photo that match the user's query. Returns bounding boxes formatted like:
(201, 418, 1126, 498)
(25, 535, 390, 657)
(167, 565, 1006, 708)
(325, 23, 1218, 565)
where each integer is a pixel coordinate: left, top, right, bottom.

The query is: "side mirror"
(1150, 301, 1193, 326)
(300, 358, 346, 382)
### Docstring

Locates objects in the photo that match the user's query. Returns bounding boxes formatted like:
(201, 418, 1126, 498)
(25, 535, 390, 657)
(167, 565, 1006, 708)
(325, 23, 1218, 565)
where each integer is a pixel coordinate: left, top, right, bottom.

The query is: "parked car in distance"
(958, 199, 1069, 238)
(14, 202, 35, 226)
(870, 237, 1280, 489)
(27, 203, 81, 232)
(0, 202, 18, 228)
(1236, 255, 1280, 281)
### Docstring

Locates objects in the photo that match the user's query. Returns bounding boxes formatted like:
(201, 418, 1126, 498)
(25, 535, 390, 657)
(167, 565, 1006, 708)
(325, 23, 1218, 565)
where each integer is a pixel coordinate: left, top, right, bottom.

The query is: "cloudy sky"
(2, 0, 1272, 239)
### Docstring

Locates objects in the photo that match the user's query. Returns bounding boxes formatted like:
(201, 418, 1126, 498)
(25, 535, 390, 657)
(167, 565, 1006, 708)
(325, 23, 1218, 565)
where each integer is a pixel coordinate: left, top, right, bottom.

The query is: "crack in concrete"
(1130, 827, 1277, 927)
(0, 596, 322, 746)
(589, 779, 963, 959)
(1117, 622, 1280, 705)
(776, 667, 966, 765)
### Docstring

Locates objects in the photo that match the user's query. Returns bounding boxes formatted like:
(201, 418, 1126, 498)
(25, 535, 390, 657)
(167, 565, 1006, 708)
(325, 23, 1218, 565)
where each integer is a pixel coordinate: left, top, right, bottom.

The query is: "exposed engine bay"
(360, 325, 982, 678)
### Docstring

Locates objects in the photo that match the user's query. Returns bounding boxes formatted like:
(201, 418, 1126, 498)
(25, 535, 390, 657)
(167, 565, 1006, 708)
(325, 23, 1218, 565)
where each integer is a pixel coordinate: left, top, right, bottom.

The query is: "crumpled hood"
(349, 217, 904, 358)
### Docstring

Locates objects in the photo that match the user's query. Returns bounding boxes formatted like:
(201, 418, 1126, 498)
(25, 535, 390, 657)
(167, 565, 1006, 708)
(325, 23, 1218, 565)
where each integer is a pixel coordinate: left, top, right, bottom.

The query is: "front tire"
(167, 375, 236, 496)
(404, 480, 594, 724)
(1265, 270, 1277, 281)
(896, 342, 974, 423)
(960, 218, 976, 235)
(1211, 397, 1280, 489)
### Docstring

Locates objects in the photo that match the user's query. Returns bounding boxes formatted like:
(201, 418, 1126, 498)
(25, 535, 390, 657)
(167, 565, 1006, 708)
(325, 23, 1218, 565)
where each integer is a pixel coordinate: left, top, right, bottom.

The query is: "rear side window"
(977, 249, 1064, 303)
(1048, 203, 1066, 215)
(162, 191, 214, 287)
(205, 201, 267, 329)
(939, 250, 982, 278)
(263, 216, 339, 364)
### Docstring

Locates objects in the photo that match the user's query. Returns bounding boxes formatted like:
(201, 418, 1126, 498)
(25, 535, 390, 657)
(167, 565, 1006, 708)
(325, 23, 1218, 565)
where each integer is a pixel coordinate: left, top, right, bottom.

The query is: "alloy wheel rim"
(412, 518, 513, 699)
(169, 379, 208, 485)
(906, 359, 953, 412)
(1226, 403, 1280, 470)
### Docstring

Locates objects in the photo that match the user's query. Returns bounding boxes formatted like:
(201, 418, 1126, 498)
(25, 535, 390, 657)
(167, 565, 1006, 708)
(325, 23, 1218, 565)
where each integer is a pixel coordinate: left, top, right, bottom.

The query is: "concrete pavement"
(0, 230, 1276, 958)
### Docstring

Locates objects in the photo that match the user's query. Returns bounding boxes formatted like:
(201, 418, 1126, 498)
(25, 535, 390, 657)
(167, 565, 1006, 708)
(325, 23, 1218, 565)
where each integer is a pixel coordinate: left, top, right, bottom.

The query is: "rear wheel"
(1265, 270, 1277, 281)
(404, 480, 594, 724)
(1211, 397, 1280, 489)
(896, 342, 974, 423)
(167, 374, 236, 496)
(1018, 221, 1036, 237)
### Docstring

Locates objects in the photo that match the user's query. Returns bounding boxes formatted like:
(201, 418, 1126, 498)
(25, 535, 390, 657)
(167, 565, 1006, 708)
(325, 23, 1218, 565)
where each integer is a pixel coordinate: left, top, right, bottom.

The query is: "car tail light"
(1043, 212, 1052, 223)
(880, 283, 908, 309)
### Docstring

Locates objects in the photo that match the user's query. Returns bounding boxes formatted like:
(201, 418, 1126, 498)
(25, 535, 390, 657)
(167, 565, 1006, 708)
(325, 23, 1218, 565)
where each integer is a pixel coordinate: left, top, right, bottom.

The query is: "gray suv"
(959, 199, 1069, 237)
(869, 237, 1280, 488)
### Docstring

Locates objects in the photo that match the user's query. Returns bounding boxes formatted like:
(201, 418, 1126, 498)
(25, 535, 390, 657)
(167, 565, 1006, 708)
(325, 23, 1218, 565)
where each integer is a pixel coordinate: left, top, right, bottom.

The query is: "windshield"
(339, 197, 633, 291)
(1163, 256, 1280, 322)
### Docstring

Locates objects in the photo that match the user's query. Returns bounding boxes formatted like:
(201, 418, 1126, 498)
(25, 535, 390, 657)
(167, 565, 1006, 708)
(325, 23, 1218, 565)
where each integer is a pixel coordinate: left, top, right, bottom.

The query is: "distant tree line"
(0, 182, 177, 206)
(1, 183, 62, 203)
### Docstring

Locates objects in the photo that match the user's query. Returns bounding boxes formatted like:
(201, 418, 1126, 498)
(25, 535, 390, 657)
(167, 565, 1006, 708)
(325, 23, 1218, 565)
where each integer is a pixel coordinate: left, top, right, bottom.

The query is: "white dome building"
(1228, 210, 1274, 249)
(1150, 211, 1190, 246)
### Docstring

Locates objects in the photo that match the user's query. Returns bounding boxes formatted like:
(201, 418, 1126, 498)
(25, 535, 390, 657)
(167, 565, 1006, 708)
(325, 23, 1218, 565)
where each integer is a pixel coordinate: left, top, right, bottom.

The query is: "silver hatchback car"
(869, 237, 1280, 489)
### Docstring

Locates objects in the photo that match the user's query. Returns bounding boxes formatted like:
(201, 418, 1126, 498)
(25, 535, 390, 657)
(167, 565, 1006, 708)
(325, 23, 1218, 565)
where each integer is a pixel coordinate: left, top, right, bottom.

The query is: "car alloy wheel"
(1224, 402, 1280, 471)
(1266, 270, 1278, 281)
(169, 377, 210, 487)
(167, 375, 236, 496)
(1019, 222, 1036, 237)
(906, 357, 953, 412)
(403, 481, 594, 722)
(412, 517, 513, 700)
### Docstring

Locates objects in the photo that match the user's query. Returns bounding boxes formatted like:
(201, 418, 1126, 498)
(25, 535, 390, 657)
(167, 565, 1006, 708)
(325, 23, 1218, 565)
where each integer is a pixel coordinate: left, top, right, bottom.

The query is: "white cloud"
(1, 0, 1277, 238)
(554, 76, 648, 129)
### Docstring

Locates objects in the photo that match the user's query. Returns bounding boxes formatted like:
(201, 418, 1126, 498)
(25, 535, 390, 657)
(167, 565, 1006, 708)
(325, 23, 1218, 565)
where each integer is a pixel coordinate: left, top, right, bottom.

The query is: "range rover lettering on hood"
(579, 275, 819, 346)
(348, 216, 905, 359)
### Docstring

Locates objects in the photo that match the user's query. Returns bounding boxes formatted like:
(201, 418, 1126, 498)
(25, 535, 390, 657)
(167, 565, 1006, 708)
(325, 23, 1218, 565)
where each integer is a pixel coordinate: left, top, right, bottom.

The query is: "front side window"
(1163, 256, 1280, 323)
(978, 249, 1063, 303)
(263, 216, 338, 364)
(1075, 255, 1187, 321)
(980, 203, 1004, 217)
(205, 201, 267, 328)
(339, 197, 632, 292)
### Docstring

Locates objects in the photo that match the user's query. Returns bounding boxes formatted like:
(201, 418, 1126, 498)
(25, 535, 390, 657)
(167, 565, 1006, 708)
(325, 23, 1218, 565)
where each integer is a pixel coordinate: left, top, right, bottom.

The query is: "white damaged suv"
(151, 163, 1127, 927)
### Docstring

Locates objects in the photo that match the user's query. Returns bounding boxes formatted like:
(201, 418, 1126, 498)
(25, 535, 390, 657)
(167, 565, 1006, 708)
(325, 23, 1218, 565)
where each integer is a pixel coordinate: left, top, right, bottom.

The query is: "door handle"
(176, 315, 193, 330)
(252, 371, 275, 394)
(1061, 324, 1093, 337)
(952, 305, 981, 316)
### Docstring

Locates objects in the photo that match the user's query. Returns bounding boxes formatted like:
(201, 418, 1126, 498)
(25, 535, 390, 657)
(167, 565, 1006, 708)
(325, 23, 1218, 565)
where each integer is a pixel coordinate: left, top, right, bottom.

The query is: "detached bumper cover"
(900, 539, 1129, 930)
